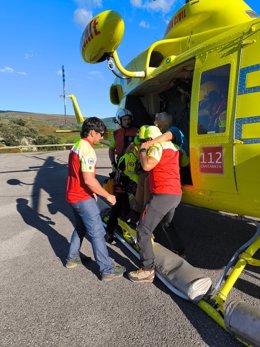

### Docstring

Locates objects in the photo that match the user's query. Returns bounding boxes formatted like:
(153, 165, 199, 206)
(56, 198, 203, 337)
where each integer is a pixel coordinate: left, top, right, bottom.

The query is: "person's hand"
(141, 141, 151, 149)
(93, 193, 98, 201)
(106, 194, 116, 206)
(126, 142, 134, 153)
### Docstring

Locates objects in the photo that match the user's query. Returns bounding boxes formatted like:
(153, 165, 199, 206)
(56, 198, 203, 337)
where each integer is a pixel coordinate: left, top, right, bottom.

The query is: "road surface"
(0, 149, 259, 347)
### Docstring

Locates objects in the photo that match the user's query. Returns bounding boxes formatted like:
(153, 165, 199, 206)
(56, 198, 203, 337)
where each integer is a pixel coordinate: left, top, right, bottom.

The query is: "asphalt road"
(0, 148, 259, 347)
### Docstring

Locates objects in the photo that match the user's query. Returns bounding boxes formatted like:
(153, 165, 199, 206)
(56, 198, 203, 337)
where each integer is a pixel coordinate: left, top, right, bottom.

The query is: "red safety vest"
(114, 127, 138, 157)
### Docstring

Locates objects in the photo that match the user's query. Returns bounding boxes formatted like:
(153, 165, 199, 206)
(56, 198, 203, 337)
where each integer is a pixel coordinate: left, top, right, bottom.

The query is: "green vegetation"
(0, 111, 112, 153)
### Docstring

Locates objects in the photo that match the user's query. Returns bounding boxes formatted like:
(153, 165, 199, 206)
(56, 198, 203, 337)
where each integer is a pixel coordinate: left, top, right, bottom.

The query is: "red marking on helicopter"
(165, 9, 186, 36)
(82, 17, 101, 46)
(200, 146, 224, 174)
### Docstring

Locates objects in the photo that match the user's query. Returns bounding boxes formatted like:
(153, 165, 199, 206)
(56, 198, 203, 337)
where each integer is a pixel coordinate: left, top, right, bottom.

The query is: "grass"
(0, 111, 111, 152)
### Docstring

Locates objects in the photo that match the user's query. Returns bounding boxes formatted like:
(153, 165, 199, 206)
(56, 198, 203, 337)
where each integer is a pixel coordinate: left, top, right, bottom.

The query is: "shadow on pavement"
(13, 155, 132, 276)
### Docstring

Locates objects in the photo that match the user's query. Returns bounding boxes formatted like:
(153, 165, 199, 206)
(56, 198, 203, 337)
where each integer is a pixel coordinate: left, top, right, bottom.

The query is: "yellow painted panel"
(246, 70, 260, 89)
(236, 93, 260, 116)
(242, 123, 260, 139)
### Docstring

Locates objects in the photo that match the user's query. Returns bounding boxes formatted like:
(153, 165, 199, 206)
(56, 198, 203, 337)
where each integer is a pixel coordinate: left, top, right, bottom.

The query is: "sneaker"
(65, 257, 82, 269)
(101, 265, 126, 282)
(128, 268, 155, 283)
(65, 255, 91, 269)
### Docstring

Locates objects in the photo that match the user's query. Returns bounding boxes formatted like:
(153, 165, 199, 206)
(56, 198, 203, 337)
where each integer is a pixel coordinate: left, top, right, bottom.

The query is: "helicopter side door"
(189, 46, 239, 199)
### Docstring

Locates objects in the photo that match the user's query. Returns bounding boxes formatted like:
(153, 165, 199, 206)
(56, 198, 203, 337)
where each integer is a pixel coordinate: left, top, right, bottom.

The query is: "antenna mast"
(62, 65, 67, 124)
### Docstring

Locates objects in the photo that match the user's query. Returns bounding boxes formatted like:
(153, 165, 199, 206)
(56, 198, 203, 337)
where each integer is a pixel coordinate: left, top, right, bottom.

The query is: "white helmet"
(116, 108, 133, 125)
(144, 126, 162, 140)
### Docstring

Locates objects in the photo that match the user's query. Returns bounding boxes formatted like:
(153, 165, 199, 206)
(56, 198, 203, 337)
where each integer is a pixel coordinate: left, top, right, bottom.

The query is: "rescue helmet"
(138, 125, 149, 140)
(154, 112, 172, 132)
(144, 125, 162, 140)
(116, 108, 133, 125)
(134, 125, 149, 146)
(199, 81, 219, 102)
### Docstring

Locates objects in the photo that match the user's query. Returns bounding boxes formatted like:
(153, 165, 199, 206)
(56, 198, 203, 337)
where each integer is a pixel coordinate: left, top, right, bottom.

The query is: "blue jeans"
(68, 198, 114, 275)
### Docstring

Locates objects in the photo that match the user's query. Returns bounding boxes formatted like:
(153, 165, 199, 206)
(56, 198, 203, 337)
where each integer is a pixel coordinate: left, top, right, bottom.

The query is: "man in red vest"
(66, 117, 126, 281)
(128, 126, 182, 283)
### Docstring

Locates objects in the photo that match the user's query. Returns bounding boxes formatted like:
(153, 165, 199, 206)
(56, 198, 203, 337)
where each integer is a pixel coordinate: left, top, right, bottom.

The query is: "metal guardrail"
(0, 143, 74, 152)
(0, 140, 110, 152)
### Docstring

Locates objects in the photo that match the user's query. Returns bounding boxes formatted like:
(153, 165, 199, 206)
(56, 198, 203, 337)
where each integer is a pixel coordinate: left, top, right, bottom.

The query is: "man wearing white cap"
(128, 126, 182, 283)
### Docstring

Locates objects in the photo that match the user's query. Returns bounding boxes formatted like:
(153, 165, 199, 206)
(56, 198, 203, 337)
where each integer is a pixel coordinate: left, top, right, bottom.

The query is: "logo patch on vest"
(88, 158, 95, 165)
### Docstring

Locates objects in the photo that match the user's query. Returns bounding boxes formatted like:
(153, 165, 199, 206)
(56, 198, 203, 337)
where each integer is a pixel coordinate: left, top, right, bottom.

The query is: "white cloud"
(131, 0, 177, 13)
(74, 8, 93, 28)
(0, 66, 27, 75)
(24, 50, 34, 60)
(73, 0, 102, 27)
(0, 66, 14, 73)
(139, 20, 150, 28)
(57, 69, 62, 76)
(130, 0, 143, 8)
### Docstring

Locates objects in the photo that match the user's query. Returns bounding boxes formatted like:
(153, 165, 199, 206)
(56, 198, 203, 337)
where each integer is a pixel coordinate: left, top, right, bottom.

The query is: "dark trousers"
(137, 194, 182, 270)
(106, 192, 130, 235)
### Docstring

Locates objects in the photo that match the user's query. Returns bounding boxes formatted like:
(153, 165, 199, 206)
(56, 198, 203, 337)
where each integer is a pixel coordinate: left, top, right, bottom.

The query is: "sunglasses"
(96, 131, 105, 136)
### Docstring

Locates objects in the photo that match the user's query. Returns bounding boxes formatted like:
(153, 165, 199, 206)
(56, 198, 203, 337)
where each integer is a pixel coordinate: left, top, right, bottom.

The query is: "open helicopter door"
(234, 31, 260, 214)
(187, 47, 239, 207)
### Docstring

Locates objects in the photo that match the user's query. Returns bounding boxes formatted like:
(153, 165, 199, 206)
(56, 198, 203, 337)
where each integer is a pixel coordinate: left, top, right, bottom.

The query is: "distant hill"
(0, 111, 117, 130)
(0, 111, 116, 150)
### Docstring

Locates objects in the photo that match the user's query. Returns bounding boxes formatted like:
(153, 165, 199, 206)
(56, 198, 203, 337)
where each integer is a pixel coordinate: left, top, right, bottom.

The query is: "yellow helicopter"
(81, 0, 260, 220)
(79, 0, 260, 345)
(55, 94, 84, 133)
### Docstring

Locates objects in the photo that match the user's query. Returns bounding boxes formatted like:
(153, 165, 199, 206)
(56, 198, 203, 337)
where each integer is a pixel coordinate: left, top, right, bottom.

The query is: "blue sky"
(0, 0, 259, 119)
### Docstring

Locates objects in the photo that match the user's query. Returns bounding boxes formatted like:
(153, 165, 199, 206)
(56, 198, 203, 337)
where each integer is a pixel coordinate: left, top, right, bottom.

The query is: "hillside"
(1, 110, 82, 128)
(0, 111, 115, 151)
(0, 110, 117, 129)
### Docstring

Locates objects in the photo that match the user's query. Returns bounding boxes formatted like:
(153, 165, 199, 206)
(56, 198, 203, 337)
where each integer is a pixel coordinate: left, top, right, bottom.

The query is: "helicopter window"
(198, 64, 230, 135)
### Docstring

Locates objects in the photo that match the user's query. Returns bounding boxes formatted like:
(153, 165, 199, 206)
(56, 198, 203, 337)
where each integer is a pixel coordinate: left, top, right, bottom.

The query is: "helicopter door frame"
(189, 48, 239, 196)
(234, 34, 260, 201)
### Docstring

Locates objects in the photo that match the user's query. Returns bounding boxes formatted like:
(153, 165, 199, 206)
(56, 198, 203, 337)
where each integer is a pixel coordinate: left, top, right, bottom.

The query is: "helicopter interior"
(125, 59, 195, 185)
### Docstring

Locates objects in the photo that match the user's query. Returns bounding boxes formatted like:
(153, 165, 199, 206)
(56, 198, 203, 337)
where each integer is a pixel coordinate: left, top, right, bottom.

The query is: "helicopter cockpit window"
(198, 64, 230, 135)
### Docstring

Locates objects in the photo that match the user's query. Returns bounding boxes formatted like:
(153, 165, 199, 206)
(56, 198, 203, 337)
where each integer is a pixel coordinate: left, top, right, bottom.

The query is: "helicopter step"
(153, 242, 212, 302)
(117, 217, 212, 302)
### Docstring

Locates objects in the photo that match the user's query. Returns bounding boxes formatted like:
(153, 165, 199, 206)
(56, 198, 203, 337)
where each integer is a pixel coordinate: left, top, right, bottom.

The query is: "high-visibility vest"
(118, 146, 140, 184)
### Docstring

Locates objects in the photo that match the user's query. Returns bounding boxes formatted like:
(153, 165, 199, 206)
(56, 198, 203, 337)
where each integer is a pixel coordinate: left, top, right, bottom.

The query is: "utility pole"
(62, 65, 67, 124)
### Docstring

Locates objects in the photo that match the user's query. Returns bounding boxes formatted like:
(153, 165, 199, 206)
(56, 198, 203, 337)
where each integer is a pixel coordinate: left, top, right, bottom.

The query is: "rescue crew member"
(66, 117, 125, 281)
(153, 111, 189, 156)
(128, 126, 182, 283)
(198, 81, 226, 134)
(109, 108, 138, 168)
(106, 109, 138, 242)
